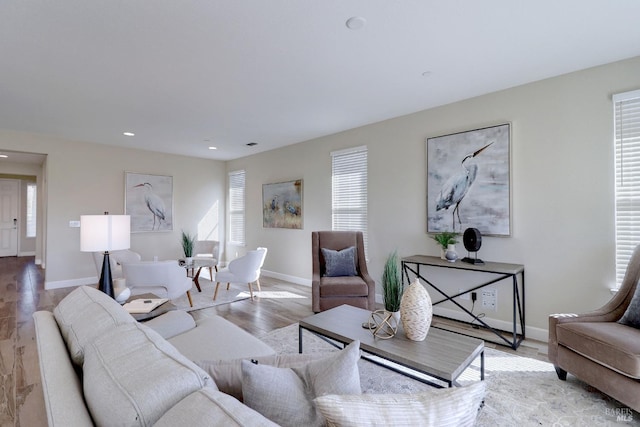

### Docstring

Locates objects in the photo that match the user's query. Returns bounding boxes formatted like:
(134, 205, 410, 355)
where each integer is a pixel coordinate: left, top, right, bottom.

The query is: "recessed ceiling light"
(422, 71, 432, 77)
(208, 146, 217, 150)
(0, 154, 8, 158)
(346, 16, 366, 30)
(123, 132, 135, 137)
(246, 142, 258, 147)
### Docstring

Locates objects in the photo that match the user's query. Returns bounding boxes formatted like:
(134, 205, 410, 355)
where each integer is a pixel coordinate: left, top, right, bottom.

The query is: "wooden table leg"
(186, 290, 193, 307)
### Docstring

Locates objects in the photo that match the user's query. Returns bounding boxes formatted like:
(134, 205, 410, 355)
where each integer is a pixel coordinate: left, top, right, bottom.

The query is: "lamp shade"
(80, 215, 130, 252)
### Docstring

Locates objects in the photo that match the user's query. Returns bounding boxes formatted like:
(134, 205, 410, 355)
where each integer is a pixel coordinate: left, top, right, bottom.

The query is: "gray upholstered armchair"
(311, 231, 375, 313)
(548, 245, 640, 412)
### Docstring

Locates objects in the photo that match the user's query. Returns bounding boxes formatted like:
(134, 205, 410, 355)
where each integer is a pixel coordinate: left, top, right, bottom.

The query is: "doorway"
(0, 179, 19, 256)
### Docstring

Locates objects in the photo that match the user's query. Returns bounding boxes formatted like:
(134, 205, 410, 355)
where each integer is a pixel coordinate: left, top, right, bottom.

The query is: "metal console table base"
(402, 255, 525, 350)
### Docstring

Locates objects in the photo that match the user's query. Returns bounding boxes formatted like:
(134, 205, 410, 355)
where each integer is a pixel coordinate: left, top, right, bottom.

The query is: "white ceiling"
(1, 1, 640, 161)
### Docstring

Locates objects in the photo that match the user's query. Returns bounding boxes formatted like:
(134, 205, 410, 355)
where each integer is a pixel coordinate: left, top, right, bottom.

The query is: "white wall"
(227, 56, 640, 339)
(0, 130, 227, 287)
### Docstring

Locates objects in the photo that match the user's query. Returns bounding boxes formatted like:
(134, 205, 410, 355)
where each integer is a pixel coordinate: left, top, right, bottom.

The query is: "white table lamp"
(81, 213, 130, 298)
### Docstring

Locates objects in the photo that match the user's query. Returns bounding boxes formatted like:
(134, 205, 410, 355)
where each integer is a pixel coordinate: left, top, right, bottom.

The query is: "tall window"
(614, 90, 640, 286)
(228, 170, 246, 245)
(331, 146, 368, 251)
(26, 182, 37, 238)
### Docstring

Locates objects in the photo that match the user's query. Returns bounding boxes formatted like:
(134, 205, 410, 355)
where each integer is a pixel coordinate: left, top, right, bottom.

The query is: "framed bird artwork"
(262, 179, 303, 229)
(426, 123, 511, 237)
(125, 172, 174, 232)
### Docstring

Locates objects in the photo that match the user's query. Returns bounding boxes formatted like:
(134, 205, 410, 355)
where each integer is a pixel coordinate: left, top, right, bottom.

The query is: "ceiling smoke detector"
(346, 16, 366, 30)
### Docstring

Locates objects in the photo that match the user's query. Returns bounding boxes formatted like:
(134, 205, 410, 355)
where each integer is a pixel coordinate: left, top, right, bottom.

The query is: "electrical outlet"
(481, 288, 497, 311)
(459, 289, 470, 300)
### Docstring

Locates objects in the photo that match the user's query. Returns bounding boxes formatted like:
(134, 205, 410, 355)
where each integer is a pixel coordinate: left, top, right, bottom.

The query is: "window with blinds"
(331, 146, 368, 251)
(614, 90, 640, 286)
(228, 170, 246, 245)
(26, 182, 36, 238)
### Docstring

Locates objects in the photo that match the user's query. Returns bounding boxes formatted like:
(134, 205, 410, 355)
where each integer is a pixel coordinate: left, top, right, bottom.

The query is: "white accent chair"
(121, 260, 194, 306)
(214, 247, 267, 301)
(92, 249, 142, 281)
(191, 240, 220, 280)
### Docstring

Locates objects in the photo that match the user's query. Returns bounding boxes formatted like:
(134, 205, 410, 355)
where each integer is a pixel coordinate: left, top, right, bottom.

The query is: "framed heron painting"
(125, 172, 174, 233)
(262, 179, 303, 229)
(427, 123, 511, 236)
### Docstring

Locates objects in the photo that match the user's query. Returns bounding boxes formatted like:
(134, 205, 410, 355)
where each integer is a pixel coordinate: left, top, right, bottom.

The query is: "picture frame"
(125, 172, 174, 233)
(262, 179, 303, 229)
(427, 123, 511, 236)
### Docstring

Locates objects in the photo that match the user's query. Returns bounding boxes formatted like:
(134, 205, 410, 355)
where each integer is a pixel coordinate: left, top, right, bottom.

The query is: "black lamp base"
(98, 251, 115, 298)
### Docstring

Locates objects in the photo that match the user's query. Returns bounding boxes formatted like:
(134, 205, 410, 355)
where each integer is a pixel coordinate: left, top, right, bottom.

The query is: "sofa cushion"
(319, 275, 369, 297)
(144, 310, 196, 339)
(53, 285, 135, 365)
(154, 387, 280, 427)
(196, 353, 322, 401)
(83, 322, 213, 426)
(322, 246, 357, 277)
(557, 321, 640, 378)
(168, 315, 276, 362)
(619, 280, 640, 328)
(314, 381, 486, 427)
(241, 340, 361, 427)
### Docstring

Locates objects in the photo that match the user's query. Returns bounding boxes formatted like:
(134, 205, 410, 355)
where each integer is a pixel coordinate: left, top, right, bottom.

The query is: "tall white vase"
(400, 278, 433, 341)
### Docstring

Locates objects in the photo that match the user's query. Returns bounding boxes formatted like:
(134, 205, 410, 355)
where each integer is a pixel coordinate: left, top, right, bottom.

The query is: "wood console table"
(401, 255, 525, 349)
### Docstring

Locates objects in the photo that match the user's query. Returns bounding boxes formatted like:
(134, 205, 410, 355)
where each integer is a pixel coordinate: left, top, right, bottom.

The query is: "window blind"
(229, 170, 246, 245)
(26, 183, 36, 238)
(331, 146, 368, 251)
(614, 90, 640, 286)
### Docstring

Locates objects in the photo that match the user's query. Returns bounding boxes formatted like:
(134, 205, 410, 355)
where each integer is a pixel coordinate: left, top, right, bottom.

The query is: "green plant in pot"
(382, 250, 403, 314)
(432, 231, 458, 259)
(181, 230, 195, 263)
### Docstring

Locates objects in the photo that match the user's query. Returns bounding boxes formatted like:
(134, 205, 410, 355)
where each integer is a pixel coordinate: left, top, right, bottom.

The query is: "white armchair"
(121, 260, 194, 306)
(92, 249, 141, 280)
(214, 247, 267, 301)
(191, 240, 220, 280)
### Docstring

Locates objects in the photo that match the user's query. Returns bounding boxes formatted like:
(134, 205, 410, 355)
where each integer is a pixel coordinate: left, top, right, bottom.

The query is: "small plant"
(181, 230, 195, 258)
(432, 231, 458, 249)
(382, 250, 403, 312)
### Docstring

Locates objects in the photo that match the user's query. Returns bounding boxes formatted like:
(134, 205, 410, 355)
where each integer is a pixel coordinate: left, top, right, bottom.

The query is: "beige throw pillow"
(241, 340, 362, 427)
(314, 381, 486, 427)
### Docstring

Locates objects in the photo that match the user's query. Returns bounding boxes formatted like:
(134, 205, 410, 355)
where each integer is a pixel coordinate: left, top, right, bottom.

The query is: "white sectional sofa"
(33, 286, 279, 426)
(34, 285, 486, 427)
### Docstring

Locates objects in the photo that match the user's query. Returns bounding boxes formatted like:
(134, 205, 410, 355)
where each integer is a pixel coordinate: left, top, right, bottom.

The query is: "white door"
(0, 179, 19, 257)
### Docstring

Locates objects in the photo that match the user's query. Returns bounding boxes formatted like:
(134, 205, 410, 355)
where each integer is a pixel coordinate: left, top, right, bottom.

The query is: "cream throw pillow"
(241, 340, 362, 427)
(314, 381, 486, 427)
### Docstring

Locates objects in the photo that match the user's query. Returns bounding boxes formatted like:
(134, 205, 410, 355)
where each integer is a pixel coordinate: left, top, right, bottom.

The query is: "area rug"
(171, 279, 249, 312)
(258, 324, 640, 427)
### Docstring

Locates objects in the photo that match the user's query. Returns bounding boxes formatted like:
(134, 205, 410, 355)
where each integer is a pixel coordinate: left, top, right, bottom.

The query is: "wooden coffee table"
(299, 305, 484, 388)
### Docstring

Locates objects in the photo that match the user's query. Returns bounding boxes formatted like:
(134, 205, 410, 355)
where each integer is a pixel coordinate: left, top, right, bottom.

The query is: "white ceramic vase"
(445, 244, 458, 262)
(400, 278, 433, 341)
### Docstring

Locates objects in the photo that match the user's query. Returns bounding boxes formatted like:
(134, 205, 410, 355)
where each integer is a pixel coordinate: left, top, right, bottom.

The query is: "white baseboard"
(19, 251, 36, 256)
(45, 276, 96, 290)
(375, 292, 548, 343)
(261, 270, 311, 287)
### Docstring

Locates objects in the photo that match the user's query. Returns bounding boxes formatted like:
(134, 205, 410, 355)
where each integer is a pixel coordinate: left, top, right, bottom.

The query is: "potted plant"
(181, 230, 195, 264)
(382, 250, 403, 317)
(432, 231, 458, 260)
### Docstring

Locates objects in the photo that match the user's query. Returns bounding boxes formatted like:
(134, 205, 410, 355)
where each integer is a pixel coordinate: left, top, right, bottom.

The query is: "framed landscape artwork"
(427, 123, 511, 236)
(263, 179, 303, 229)
(125, 172, 174, 233)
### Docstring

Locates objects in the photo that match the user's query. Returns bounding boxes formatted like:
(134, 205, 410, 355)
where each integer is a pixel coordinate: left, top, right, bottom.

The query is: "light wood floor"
(0, 256, 549, 426)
